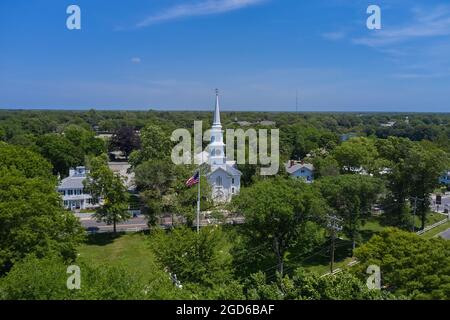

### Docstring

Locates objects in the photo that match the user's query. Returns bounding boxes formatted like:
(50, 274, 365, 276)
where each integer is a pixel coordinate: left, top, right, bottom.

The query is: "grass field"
(421, 220, 450, 239)
(77, 232, 162, 281)
(77, 213, 449, 280)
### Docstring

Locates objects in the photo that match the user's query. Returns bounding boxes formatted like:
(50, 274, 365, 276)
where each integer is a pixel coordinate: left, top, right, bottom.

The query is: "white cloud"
(353, 5, 450, 47)
(136, 0, 266, 27)
(131, 57, 141, 64)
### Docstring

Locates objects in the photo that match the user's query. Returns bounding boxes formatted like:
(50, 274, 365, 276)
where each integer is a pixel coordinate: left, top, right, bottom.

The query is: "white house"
(285, 161, 314, 183)
(206, 90, 242, 203)
(57, 166, 95, 210)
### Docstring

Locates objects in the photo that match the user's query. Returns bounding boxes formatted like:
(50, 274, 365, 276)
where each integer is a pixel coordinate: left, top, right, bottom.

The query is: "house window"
(68, 190, 73, 196)
(232, 187, 235, 194)
(216, 176, 223, 187)
(232, 178, 235, 185)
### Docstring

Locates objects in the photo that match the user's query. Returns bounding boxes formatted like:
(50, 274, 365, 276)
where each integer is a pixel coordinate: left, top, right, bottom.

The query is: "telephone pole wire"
(326, 214, 343, 274)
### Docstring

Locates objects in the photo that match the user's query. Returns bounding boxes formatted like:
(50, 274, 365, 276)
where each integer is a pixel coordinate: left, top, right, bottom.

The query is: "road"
(77, 213, 149, 233)
(75, 212, 244, 233)
(438, 228, 450, 240)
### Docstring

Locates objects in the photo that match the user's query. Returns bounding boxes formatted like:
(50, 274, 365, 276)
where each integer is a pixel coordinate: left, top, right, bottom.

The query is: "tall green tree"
(332, 137, 379, 174)
(234, 177, 326, 275)
(150, 226, 233, 289)
(0, 142, 53, 179)
(36, 133, 83, 177)
(407, 142, 449, 229)
(377, 137, 449, 229)
(0, 144, 84, 274)
(354, 228, 450, 299)
(317, 175, 383, 250)
(84, 155, 130, 233)
(129, 124, 171, 167)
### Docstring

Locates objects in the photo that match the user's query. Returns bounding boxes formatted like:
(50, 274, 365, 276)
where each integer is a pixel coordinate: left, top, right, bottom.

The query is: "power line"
(326, 214, 343, 274)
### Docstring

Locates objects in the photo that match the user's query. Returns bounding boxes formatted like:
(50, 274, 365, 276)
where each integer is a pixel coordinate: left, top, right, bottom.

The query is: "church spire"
(213, 88, 221, 127)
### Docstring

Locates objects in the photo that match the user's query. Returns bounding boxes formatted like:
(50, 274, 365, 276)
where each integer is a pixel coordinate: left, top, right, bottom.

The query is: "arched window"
(216, 176, 223, 187)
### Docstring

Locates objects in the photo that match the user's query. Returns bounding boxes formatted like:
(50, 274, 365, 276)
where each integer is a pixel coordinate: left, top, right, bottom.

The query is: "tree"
(377, 137, 449, 229)
(406, 142, 449, 230)
(317, 175, 383, 250)
(376, 137, 415, 227)
(84, 155, 130, 233)
(354, 228, 450, 299)
(36, 133, 83, 177)
(129, 124, 171, 167)
(332, 137, 378, 174)
(110, 127, 141, 158)
(63, 124, 106, 157)
(245, 269, 389, 300)
(0, 142, 53, 180)
(234, 177, 327, 275)
(150, 226, 233, 289)
(0, 169, 84, 274)
(312, 155, 340, 178)
(0, 254, 182, 300)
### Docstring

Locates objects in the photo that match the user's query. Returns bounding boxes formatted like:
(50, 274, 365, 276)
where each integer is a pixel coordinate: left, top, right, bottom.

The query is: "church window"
(216, 176, 223, 186)
(211, 136, 215, 143)
(232, 187, 235, 194)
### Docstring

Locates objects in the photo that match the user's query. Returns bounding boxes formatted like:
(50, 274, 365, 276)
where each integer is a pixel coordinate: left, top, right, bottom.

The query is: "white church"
(204, 90, 242, 203)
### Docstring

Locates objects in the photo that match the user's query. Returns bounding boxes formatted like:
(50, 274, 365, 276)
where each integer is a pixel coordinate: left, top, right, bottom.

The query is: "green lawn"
(77, 232, 161, 281)
(76, 213, 449, 280)
(421, 220, 450, 239)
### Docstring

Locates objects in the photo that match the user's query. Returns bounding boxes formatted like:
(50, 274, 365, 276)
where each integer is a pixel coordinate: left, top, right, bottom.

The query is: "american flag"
(185, 171, 200, 187)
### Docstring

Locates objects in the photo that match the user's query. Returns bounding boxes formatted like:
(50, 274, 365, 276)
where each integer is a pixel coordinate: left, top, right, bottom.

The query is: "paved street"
(77, 213, 149, 233)
(438, 228, 450, 240)
(75, 212, 245, 233)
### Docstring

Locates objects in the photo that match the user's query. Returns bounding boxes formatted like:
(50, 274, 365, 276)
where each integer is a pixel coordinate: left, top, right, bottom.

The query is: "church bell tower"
(209, 89, 226, 170)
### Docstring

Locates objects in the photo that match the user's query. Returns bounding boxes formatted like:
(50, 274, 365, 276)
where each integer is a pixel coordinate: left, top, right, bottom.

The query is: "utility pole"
(326, 214, 343, 274)
(411, 196, 424, 232)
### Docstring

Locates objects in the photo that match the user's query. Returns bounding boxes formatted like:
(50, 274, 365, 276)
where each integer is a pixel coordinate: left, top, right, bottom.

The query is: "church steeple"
(209, 89, 226, 170)
(213, 88, 221, 127)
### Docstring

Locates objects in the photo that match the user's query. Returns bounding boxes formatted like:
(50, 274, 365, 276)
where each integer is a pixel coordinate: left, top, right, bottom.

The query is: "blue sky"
(1, 0, 450, 112)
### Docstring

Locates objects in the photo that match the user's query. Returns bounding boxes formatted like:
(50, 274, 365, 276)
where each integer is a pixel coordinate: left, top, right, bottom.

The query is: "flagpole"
(197, 169, 200, 233)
